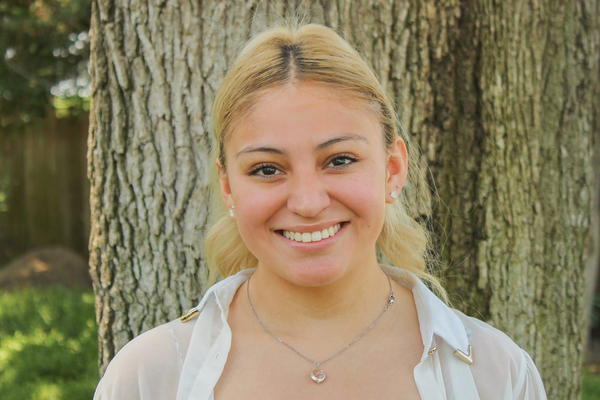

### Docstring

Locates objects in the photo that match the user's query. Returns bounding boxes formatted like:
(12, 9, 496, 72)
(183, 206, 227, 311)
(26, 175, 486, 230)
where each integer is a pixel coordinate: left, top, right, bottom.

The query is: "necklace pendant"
(311, 368, 326, 384)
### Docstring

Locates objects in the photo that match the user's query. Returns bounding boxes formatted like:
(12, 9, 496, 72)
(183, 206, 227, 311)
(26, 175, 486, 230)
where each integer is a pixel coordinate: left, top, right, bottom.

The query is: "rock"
(0, 246, 92, 290)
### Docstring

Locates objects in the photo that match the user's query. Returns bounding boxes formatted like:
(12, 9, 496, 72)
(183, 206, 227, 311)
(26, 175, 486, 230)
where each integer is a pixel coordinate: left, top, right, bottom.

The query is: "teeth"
(282, 223, 342, 243)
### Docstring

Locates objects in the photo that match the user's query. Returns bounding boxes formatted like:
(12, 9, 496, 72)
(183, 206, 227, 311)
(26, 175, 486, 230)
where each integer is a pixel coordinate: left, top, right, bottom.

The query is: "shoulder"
(451, 308, 523, 357)
(450, 309, 547, 400)
(93, 317, 197, 400)
(451, 309, 526, 370)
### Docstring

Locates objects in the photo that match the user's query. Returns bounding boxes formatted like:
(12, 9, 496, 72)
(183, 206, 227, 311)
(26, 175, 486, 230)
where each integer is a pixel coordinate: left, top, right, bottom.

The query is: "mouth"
(277, 222, 347, 243)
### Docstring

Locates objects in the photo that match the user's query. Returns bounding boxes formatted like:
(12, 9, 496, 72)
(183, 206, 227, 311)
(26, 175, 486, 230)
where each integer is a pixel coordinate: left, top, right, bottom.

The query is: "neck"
(246, 259, 393, 340)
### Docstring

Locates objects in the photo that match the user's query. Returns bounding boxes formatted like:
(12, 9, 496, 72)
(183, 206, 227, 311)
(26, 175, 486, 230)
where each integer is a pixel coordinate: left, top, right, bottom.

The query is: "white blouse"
(94, 265, 547, 400)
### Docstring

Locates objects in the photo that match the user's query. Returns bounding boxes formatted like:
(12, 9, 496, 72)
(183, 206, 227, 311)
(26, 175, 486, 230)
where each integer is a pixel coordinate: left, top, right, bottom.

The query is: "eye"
(249, 164, 283, 178)
(327, 154, 358, 168)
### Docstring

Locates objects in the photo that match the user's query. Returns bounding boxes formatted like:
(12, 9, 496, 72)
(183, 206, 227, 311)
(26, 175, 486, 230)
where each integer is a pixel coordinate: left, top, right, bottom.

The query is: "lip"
(275, 222, 348, 252)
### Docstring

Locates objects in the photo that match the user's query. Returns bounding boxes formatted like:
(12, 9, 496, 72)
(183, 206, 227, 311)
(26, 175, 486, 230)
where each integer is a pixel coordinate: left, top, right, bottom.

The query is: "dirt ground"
(0, 246, 92, 290)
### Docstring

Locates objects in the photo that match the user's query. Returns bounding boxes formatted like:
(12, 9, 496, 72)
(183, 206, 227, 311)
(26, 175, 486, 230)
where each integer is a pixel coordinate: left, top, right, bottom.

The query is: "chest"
(214, 330, 423, 400)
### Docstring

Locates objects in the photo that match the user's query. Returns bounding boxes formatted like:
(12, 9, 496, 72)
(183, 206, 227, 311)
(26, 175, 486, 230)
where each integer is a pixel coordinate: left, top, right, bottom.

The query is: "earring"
(228, 205, 235, 217)
(390, 185, 401, 200)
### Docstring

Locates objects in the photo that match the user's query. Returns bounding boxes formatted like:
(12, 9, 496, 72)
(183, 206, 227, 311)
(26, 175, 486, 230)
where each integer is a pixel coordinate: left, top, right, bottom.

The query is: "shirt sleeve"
(513, 349, 547, 400)
(93, 319, 193, 400)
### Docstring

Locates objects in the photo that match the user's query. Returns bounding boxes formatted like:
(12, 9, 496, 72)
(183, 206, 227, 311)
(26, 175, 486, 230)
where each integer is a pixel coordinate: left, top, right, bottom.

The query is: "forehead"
(226, 83, 383, 151)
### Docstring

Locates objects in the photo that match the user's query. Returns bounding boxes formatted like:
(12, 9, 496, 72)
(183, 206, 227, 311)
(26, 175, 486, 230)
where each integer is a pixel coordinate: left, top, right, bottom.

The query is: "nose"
(286, 171, 331, 218)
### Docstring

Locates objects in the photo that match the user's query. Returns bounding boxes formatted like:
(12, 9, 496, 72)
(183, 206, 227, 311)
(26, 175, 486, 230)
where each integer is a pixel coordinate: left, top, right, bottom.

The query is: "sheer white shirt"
(94, 265, 547, 400)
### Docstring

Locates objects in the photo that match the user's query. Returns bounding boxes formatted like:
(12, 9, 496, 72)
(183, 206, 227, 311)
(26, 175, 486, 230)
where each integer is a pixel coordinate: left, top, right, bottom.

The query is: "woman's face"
(219, 82, 407, 287)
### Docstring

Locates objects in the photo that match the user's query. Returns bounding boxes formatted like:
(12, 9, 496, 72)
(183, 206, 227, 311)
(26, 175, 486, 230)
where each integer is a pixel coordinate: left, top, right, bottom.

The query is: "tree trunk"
(423, 2, 599, 400)
(88, 0, 599, 398)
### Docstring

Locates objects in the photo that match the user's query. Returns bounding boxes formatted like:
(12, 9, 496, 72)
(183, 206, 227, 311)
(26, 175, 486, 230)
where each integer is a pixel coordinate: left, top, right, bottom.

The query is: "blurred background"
(0, 0, 598, 399)
(0, 0, 98, 398)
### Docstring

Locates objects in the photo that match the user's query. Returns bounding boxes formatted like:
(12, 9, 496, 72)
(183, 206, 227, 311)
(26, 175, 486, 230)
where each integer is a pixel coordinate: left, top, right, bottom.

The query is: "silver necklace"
(246, 268, 396, 384)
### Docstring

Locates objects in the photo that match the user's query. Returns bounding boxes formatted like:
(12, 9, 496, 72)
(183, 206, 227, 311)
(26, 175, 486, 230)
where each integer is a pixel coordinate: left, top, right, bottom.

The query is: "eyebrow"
(236, 134, 369, 158)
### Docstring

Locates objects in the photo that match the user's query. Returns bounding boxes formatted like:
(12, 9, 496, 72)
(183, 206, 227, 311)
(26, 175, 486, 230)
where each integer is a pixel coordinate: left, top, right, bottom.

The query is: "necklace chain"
(245, 268, 396, 369)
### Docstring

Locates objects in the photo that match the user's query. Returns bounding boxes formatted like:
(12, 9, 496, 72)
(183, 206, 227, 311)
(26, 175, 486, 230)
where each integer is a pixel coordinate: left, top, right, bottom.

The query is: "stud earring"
(391, 191, 399, 199)
(228, 205, 235, 217)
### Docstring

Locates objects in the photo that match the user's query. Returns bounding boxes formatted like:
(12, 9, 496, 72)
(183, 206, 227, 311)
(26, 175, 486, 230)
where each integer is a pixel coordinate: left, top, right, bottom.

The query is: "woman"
(94, 24, 547, 400)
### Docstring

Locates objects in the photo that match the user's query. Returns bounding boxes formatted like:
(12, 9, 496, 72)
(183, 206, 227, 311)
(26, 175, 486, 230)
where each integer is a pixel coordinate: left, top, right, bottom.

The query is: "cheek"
(333, 165, 387, 226)
(231, 182, 282, 243)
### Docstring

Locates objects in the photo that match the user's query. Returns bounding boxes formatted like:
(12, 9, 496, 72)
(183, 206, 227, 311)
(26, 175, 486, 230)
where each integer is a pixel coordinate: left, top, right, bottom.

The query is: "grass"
(584, 365, 600, 400)
(0, 287, 98, 400)
(0, 286, 599, 400)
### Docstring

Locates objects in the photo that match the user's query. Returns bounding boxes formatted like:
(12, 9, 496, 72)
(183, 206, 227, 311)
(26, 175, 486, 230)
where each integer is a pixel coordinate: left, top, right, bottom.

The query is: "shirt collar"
(381, 265, 471, 358)
(200, 266, 470, 358)
(189, 269, 254, 318)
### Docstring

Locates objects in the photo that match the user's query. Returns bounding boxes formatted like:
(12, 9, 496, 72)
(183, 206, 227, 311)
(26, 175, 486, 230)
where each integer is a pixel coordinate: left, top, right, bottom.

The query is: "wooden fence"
(0, 113, 90, 266)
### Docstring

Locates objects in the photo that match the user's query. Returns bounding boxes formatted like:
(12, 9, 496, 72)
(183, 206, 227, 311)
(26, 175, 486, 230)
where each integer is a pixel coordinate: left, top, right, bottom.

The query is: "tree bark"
(88, 0, 599, 397)
(424, 2, 599, 399)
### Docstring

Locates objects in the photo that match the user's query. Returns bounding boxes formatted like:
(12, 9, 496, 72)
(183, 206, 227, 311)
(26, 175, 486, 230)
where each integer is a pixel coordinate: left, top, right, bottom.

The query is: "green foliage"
(0, 0, 91, 129)
(51, 94, 90, 118)
(0, 287, 99, 400)
(583, 367, 600, 400)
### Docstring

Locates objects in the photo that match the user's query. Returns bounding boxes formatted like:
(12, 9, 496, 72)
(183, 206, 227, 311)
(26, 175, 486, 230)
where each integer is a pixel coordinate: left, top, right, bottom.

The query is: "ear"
(216, 160, 233, 208)
(385, 137, 408, 204)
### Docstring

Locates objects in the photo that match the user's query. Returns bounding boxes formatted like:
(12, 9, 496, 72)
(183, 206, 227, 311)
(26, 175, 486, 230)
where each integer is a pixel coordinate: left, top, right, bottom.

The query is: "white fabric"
(94, 266, 547, 400)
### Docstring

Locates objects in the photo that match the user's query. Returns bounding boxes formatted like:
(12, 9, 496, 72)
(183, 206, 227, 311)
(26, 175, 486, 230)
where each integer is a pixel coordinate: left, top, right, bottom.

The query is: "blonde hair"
(204, 23, 448, 302)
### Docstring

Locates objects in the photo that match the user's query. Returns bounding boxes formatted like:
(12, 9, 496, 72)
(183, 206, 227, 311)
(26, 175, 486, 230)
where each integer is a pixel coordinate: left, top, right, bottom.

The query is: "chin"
(276, 258, 352, 288)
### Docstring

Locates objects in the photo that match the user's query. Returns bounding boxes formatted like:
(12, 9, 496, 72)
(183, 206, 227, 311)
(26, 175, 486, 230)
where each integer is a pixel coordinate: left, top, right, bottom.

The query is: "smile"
(281, 223, 342, 243)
